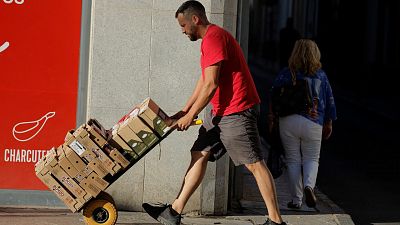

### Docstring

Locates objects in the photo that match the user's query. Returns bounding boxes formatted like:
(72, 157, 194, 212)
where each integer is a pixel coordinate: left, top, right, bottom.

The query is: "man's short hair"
(175, 0, 206, 19)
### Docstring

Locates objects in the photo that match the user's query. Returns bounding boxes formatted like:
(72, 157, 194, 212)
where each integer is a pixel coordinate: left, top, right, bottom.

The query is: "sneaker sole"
(142, 203, 166, 221)
(158, 217, 180, 225)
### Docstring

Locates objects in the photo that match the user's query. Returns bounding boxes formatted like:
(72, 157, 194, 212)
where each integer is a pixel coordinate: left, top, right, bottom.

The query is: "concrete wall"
(86, 0, 238, 214)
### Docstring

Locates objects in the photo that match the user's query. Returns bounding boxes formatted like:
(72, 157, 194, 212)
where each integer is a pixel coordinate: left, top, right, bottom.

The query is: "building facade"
(0, 0, 245, 215)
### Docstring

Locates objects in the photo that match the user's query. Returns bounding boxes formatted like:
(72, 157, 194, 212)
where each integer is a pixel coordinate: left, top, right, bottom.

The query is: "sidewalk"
(234, 168, 355, 225)
(0, 170, 355, 225)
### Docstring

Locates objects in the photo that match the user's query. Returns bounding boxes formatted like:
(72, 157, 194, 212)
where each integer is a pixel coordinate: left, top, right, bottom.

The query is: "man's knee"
(244, 160, 263, 173)
(191, 151, 211, 162)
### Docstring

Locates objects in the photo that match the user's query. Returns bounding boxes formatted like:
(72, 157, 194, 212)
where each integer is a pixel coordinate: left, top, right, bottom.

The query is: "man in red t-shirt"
(143, 1, 286, 225)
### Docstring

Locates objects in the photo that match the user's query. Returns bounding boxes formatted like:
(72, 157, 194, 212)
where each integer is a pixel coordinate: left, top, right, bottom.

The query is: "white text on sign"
(2, 0, 24, 4)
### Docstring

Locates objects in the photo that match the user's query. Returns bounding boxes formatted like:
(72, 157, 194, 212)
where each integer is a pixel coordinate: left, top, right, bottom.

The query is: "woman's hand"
(322, 120, 332, 140)
(267, 113, 275, 134)
(309, 110, 319, 120)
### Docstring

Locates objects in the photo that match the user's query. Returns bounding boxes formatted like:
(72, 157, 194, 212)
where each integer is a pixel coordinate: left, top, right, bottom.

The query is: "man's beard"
(188, 34, 198, 41)
(188, 25, 198, 41)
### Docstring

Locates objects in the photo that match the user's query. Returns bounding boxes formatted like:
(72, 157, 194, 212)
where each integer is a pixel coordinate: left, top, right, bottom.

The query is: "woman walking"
(269, 39, 337, 209)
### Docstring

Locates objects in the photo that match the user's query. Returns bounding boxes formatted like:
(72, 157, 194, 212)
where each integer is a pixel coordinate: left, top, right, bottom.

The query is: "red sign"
(0, 0, 82, 190)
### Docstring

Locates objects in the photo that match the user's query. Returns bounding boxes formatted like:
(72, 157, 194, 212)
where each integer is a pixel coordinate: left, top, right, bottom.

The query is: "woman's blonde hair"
(288, 39, 322, 76)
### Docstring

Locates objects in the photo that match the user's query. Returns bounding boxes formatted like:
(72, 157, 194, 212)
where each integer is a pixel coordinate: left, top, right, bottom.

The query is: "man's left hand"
(177, 114, 195, 131)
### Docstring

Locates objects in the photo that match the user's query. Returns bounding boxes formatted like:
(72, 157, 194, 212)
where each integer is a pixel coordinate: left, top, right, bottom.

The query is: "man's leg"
(142, 150, 211, 225)
(245, 160, 283, 223)
(172, 150, 211, 214)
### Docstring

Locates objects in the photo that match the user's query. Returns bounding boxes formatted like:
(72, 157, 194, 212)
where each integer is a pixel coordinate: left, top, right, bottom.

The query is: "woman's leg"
(300, 118, 323, 189)
(279, 115, 303, 205)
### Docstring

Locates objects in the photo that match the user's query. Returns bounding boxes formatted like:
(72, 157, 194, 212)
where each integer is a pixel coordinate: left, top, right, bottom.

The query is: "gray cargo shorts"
(191, 104, 263, 166)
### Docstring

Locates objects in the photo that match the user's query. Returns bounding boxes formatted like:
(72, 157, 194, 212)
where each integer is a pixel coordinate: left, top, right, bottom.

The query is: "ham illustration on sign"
(3, 0, 24, 4)
(12, 112, 56, 142)
(0, 41, 10, 53)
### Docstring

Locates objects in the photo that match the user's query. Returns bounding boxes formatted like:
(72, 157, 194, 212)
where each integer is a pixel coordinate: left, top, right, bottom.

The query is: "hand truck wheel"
(82, 199, 118, 225)
(97, 191, 115, 205)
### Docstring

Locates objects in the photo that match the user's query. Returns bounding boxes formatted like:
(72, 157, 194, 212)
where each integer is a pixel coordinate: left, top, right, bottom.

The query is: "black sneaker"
(142, 203, 181, 225)
(304, 186, 317, 208)
(263, 218, 287, 225)
(287, 201, 302, 209)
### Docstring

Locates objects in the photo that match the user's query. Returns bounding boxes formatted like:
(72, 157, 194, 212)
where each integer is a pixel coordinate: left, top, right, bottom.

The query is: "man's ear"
(192, 15, 200, 25)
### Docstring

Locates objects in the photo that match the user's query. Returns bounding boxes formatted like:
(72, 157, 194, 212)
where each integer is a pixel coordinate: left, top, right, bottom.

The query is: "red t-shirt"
(201, 24, 260, 116)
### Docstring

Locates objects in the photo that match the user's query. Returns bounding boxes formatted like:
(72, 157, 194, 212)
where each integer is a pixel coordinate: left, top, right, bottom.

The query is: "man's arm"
(177, 62, 221, 130)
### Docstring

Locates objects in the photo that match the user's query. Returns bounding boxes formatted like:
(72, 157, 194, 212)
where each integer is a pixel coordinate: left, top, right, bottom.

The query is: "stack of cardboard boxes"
(34, 98, 172, 212)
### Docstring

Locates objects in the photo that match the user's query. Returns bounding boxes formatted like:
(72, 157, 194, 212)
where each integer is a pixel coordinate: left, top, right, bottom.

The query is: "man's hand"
(177, 114, 195, 131)
(165, 110, 186, 127)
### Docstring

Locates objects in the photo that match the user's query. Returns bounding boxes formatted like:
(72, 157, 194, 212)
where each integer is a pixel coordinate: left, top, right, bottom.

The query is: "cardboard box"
(74, 199, 86, 211)
(34, 155, 45, 170)
(117, 106, 140, 125)
(109, 148, 130, 168)
(80, 147, 97, 163)
(37, 173, 78, 212)
(58, 155, 80, 178)
(43, 147, 59, 172)
(65, 134, 106, 173)
(79, 177, 101, 197)
(86, 172, 109, 190)
(35, 155, 49, 176)
(60, 145, 86, 172)
(65, 129, 115, 174)
(87, 158, 109, 178)
(51, 165, 87, 199)
(37, 146, 61, 176)
(65, 135, 86, 157)
(74, 166, 93, 183)
(64, 130, 74, 143)
(35, 148, 55, 175)
(51, 183, 78, 212)
(78, 135, 116, 173)
(117, 122, 148, 157)
(112, 162, 122, 174)
(73, 124, 89, 140)
(110, 133, 138, 159)
(85, 123, 108, 148)
(87, 118, 108, 138)
(124, 116, 159, 148)
(138, 97, 171, 137)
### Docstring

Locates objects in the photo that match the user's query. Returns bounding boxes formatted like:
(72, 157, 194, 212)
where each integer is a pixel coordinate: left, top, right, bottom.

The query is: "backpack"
(271, 73, 313, 117)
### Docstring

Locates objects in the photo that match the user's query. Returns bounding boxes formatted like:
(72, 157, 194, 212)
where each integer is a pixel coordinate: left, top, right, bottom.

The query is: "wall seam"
(141, 0, 155, 206)
(86, 0, 96, 121)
